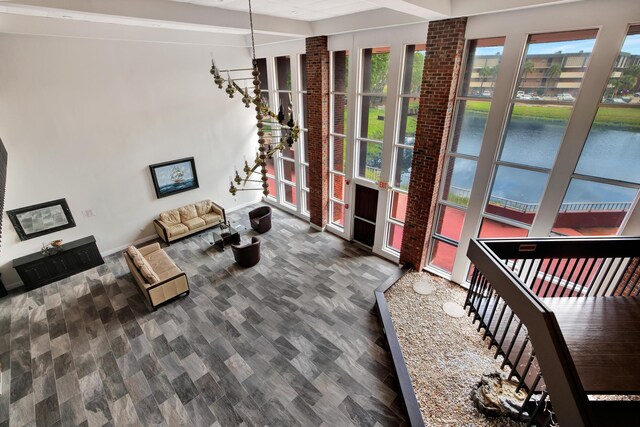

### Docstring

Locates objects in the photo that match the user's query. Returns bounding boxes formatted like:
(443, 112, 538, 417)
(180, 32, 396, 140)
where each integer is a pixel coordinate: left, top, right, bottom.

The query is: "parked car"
(481, 90, 492, 97)
(556, 93, 575, 101)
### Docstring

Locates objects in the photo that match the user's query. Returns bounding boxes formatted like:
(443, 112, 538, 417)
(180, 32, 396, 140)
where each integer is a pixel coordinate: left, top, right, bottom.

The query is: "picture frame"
(7, 198, 76, 241)
(149, 157, 199, 199)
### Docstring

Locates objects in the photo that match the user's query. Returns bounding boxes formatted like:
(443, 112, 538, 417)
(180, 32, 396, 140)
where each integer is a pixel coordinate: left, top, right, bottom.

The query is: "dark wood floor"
(0, 206, 407, 426)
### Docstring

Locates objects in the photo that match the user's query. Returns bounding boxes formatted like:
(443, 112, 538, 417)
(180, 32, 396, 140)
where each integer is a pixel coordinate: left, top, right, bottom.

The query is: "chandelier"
(209, 0, 299, 196)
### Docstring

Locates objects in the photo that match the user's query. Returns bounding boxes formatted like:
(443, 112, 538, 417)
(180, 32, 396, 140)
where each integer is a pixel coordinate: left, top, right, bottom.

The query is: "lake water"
(451, 112, 640, 205)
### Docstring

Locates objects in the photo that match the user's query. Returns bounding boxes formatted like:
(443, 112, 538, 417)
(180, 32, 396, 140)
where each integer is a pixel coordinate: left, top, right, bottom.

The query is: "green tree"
(544, 63, 562, 94)
(369, 52, 390, 94)
(410, 52, 425, 93)
(522, 60, 535, 86)
(478, 65, 494, 91)
(613, 74, 638, 96)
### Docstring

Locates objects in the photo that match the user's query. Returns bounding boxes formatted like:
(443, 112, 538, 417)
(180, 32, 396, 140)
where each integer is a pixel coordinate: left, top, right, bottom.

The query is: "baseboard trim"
(309, 223, 325, 232)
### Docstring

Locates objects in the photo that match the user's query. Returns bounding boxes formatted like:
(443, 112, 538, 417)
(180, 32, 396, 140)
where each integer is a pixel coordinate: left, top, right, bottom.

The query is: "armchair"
(231, 237, 261, 268)
(248, 206, 272, 234)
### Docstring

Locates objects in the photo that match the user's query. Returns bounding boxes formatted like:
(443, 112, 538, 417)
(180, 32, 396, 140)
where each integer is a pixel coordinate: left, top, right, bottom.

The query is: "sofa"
(124, 242, 189, 310)
(153, 200, 226, 243)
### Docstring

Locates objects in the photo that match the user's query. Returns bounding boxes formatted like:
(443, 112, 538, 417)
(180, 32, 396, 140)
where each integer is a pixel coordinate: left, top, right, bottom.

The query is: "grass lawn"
(465, 101, 640, 129)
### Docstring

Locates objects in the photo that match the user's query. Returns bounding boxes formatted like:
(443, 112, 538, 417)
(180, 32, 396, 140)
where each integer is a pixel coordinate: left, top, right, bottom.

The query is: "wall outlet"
(82, 209, 96, 218)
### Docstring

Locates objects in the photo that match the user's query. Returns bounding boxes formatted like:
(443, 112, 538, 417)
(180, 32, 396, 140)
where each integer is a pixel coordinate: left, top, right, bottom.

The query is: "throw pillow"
(127, 246, 145, 268)
(178, 205, 198, 222)
(139, 263, 160, 284)
(159, 209, 181, 225)
(195, 200, 213, 217)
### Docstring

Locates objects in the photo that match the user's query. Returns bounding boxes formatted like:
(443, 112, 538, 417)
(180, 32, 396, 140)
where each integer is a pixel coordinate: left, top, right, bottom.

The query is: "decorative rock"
(471, 371, 530, 422)
(442, 301, 465, 318)
(413, 279, 435, 295)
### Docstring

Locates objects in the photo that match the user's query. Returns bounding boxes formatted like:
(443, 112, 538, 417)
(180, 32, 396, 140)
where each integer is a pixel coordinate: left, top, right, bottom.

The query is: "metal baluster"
(536, 259, 560, 298)
(464, 267, 479, 309)
(478, 287, 495, 332)
(551, 258, 572, 297)
(519, 372, 543, 417)
(522, 258, 536, 288)
(516, 350, 536, 393)
(588, 257, 608, 296)
(561, 258, 581, 297)
(489, 303, 508, 349)
(592, 257, 617, 296)
(501, 317, 522, 368)
(602, 257, 626, 296)
(509, 334, 530, 379)
(542, 259, 560, 298)
(483, 294, 501, 340)
(526, 391, 548, 427)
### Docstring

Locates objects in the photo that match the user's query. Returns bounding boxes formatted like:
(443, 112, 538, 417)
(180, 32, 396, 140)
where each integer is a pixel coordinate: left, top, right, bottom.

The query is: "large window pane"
(333, 51, 349, 92)
(486, 166, 548, 225)
(331, 202, 345, 227)
(331, 174, 346, 202)
(390, 191, 408, 222)
(266, 156, 275, 176)
(360, 96, 386, 140)
(278, 92, 293, 117)
(602, 25, 640, 104)
(575, 107, 640, 183)
(401, 44, 426, 95)
(332, 94, 348, 135)
(441, 157, 478, 208)
(435, 205, 466, 242)
(331, 136, 346, 173)
(500, 103, 571, 168)
(256, 58, 269, 91)
(282, 160, 295, 183)
(362, 47, 390, 94)
(357, 140, 382, 181)
(478, 218, 529, 238)
(552, 179, 637, 236)
(516, 30, 597, 101)
(275, 56, 291, 91)
(387, 223, 404, 252)
(392, 147, 413, 190)
(430, 240, 457, 273)
(460, 37, 505, 98)
(397, 96, 419, 145)
(450, 100, 490, 156)
(283, 183, 296, 205)
(267, 177, 277, 198)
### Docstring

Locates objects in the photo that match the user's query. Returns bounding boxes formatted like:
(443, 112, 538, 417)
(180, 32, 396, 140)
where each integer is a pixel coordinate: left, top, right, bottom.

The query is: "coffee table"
(211, 225, 241, 251)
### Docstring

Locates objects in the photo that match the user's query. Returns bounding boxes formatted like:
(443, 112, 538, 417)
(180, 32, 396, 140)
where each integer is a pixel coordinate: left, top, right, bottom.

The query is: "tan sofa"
(153, 200, 226, 243)
(124, 243, 189, 310)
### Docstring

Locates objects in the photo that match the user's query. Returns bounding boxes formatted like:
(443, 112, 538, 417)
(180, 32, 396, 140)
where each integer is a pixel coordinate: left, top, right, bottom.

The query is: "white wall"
(0, 33, 261, 288)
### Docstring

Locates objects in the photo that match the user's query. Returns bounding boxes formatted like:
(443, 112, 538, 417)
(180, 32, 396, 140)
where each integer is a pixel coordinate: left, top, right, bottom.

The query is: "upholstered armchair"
(248, 206, 272, 233)
(231, 237, 261, 268)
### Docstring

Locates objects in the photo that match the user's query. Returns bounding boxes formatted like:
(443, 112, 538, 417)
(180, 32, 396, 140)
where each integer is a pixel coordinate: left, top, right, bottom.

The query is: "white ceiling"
(170, 0, 380, 21)
(0, 0, 585, 44)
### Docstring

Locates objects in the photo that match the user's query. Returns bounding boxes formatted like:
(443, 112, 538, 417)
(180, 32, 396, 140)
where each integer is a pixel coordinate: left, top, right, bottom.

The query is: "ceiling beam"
(364, 0, 450, 20)
(0, 0, 313, 37)
(451, 0, 584, 17)
(311, 8, 430, 36)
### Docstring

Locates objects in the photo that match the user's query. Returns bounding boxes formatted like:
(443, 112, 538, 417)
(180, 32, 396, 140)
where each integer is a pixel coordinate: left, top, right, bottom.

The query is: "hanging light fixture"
(210, 0, 299, 196)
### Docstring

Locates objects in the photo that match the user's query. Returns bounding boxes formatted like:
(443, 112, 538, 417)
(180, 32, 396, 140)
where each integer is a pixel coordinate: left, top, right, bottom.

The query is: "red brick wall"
(306, 36, 330, 229)
(400, 18, 468, 269)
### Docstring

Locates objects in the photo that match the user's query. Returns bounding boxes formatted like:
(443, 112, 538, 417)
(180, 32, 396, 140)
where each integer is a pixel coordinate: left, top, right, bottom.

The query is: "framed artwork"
(149, 157, 199, 198)
(7, 198, 76, 241)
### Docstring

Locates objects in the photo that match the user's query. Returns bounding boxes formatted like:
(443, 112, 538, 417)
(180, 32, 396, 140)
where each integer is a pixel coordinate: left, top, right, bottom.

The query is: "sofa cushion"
(146, 249, 178, 276)
(183, 217, 205, 230)
(201, 213, 222, 225)
(158, 267, 182, 282)
(139, 262, 160, 284)
(159, 209, 181, 225)
(127, 246, 145, 268)
(195, 200, 213, 217)
(166, 223, 189, 238)
(178, 205, 198, 222)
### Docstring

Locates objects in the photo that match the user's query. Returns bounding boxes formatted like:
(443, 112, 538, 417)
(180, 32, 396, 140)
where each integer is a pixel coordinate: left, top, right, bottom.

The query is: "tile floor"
(0, 206, 406, 426)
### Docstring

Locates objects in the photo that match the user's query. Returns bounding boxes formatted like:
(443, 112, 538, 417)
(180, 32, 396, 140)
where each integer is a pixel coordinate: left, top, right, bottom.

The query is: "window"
(385, 44, 425, 252)
(428, 37, 505, 273)
(356, 47, 389, 182)
(256, 58, 277, 200)
(274, 56, 296, 208)
(484, 29, 598, 232)
(329, 50, 349, 228)
(551, 25, 640, 236)
(299, 54, 310, 216)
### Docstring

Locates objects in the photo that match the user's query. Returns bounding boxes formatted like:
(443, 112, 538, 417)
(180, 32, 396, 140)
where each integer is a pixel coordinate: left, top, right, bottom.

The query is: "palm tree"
(544, 63, 562, 95)
(522, 60, 535, 89)
(478, 65, 494, 92)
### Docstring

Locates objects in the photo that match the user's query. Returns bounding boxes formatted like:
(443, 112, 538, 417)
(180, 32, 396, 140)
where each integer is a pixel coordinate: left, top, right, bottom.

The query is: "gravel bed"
(385, 271, 525, 427)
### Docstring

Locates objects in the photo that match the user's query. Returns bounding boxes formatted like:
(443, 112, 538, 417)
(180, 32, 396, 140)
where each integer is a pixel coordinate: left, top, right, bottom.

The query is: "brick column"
(306, 36, 330, 229)
(400, 18, 467, 269)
